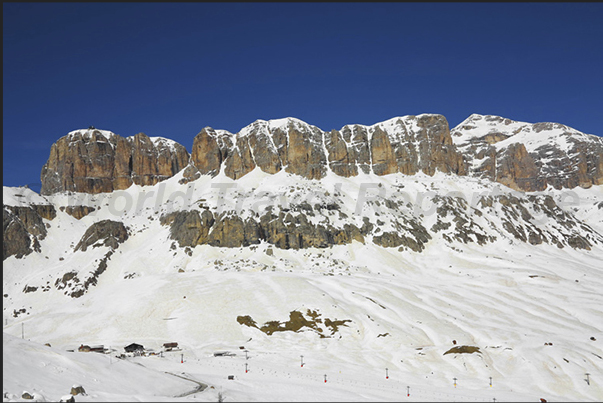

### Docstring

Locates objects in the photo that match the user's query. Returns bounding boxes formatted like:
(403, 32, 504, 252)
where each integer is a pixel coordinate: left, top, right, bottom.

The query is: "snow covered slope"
(3, 163, 603, 401)
(3, 333, 195, 402)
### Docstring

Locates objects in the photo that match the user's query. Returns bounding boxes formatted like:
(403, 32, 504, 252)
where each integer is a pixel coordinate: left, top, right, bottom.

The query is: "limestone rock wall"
(40, 129, 189, 195)
(160, 209, 373, 251)
(184, 114, 467, 183)
(40, 114, 602, 195)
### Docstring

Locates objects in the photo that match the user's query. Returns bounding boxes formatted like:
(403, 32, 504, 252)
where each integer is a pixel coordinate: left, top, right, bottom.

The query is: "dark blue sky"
(3, 2, 603, 189)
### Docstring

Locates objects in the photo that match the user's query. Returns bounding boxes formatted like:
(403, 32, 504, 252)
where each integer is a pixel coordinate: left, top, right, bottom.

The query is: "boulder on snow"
(20, 391, 47, 400)
(70, 385, 86, 396)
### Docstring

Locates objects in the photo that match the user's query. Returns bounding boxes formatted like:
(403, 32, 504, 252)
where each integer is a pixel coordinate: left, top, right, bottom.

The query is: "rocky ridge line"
(39, 114, 603, 194)
(452, 114, 603, 191)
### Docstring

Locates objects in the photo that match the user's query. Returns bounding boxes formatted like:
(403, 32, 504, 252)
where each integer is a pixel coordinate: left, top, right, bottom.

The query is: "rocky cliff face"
(160, 208, 370, 251)
(5, 145, 603, 264)
(40, 129, 189, 195)
(181, 114, 467, 183)
(451, 114, 603, 191)
(40, 114, 601, 195)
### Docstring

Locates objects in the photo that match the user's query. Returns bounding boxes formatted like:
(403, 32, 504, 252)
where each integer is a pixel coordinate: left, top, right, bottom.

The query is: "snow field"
(3, 333, 193, 402)
(3, 167, 603, 401)
(4, 237, 602, 401)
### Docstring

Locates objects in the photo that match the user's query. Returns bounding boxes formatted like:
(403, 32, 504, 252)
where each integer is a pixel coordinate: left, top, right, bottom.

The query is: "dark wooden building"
(163, 342, 178, 351)
(124, 343, 144, 353)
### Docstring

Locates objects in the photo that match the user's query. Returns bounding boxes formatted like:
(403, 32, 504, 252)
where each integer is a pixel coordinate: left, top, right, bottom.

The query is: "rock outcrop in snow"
(160, 208, 368, 250)
(74, 220, 129, 252)
(152, 179, 601, 252)
(451, 114, 603, 191)
(3, 204, 55, 260)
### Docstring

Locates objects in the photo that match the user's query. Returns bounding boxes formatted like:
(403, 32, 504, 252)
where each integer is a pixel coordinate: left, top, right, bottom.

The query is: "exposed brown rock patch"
(443, 345, 482, 355)
(237, 309, 351, 338)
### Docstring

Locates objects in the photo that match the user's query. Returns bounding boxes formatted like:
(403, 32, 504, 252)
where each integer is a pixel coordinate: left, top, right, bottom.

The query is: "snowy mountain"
(451, 114, 603, 191)
(38, 114, 602, 196)
(3, 114, 603, 402)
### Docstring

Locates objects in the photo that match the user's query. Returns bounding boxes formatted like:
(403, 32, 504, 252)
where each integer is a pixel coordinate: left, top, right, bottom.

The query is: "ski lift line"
(206, 356, 496, 402)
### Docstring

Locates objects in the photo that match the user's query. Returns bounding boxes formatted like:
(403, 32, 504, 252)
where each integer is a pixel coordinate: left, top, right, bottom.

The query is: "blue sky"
(3, 2, 603, 189)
